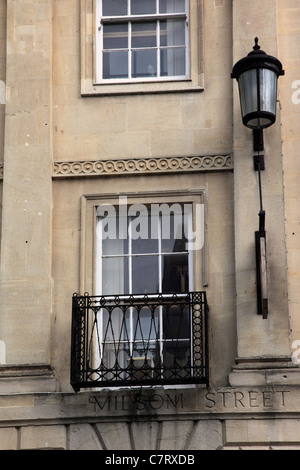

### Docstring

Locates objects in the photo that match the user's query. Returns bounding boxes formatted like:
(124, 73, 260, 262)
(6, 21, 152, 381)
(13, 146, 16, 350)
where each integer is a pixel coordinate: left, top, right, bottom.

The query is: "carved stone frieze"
(53, 155, 233, 178)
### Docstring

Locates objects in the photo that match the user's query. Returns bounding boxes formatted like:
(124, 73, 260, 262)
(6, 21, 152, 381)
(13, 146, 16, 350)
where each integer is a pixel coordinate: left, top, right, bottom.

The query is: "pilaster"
(231, 0, 296, 384)
(0, 0, 53, 374)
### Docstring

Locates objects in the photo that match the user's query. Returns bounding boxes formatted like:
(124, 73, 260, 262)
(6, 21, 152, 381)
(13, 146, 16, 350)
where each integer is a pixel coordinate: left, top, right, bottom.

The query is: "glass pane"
(260, 68, 277, 114)
(160, 47, 185, 76)
(132, 306, 159, 342)
(159, 0, 185, 13)
(132, 255, 159, 293)
(132, 49, 157, 78)
(162, 253, 189, 293)
(160, 19, 185, 47)
(131, 0, 156, 15)
(163, 305, 190, 339)
(103, 0, 128, 16)
(132, 22, 157, 48)
(101, 306, 126, 342)
(163, 303, 190, 376)
(161, 213, 187, 253)
(103, 50, 128, 79)
(98, 213, 129, 255)
(102, 256, 129, 295)
(102, 236, 128, 256)
(238, 69, 258, 117)
(131, 214, 159, 254)
(103, 24, 128, 49)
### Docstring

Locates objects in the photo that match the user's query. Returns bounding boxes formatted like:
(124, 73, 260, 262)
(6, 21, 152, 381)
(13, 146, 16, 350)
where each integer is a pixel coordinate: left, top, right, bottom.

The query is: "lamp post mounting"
(232, 38, 285, 319)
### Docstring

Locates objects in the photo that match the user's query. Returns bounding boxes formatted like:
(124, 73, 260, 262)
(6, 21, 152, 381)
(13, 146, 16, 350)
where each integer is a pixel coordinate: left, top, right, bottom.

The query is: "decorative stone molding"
(53, 155, 232, 178)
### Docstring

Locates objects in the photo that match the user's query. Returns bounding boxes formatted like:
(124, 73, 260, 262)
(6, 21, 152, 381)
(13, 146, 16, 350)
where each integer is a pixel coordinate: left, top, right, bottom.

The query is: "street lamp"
(231, 38, 284, 319)
(231, 37, 284, 132)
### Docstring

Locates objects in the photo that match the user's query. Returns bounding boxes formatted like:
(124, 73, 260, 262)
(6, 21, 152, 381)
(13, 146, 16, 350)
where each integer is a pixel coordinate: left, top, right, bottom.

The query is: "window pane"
(162, 253, 189, 293)
(132, 306, 159, 342)
(164, 305, 190, 339)
(159, 0, 185, 13)
(103, 50, 128, 79)
(160, 19, 185, 47)
(160, 47, 185, 76)
(131, 0, 156, 15)
(103, 24, 128, 49)
(99, 213, 129, 255)
(161, 212, 187, 253)
(102, 237, 128, 256)
(132, 22, 157, 48)
(132, 255, 159, 293)
(132, 49, 157, 78)
(103, 0, 128, 17)
(131, 214, 158, 254)
(102, 257, 129, 295)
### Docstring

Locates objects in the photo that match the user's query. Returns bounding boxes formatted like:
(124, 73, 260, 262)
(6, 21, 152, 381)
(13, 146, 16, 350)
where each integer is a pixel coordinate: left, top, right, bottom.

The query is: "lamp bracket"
(255, 210, 268, 319)
(254, 154, 265, 171)
(253, 129, 265, 171)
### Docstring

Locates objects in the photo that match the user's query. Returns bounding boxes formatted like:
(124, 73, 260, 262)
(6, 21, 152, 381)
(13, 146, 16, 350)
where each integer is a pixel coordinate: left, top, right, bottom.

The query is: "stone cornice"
(52, 155, 233, 178)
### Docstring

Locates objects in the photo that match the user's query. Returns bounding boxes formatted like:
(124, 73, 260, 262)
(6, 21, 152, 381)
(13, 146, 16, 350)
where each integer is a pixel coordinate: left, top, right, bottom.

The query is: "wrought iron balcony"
(71, 292, 209, 391)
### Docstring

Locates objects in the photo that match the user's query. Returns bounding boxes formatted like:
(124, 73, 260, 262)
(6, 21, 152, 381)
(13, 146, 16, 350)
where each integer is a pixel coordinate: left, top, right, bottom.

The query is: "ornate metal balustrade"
(71, 292, 209, 391)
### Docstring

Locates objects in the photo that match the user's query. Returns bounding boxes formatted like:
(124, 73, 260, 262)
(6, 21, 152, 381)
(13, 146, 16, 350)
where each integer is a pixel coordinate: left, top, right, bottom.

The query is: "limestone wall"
(278, 1, 300, 353)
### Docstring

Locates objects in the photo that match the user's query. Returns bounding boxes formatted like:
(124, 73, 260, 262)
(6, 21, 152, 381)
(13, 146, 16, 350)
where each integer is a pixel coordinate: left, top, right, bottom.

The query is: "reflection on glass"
(239, 69, 258, 117)
(260, 68, 277, 114)
(160, 19, 185, 47)
(132, 22, 157, 48)
(131, 0, 156, 15)
(103, 0, 128, 16)
(103, 24, 128, 49)
(159, 0, 185, 13)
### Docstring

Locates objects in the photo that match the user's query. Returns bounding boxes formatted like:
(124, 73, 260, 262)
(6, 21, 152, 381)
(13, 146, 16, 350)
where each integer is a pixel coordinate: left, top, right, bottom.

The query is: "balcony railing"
(71, 292, 209, 391)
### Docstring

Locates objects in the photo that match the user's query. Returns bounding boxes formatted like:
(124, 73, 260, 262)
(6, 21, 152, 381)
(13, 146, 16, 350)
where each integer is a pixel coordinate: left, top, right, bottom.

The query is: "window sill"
(81, 78, 204, 97)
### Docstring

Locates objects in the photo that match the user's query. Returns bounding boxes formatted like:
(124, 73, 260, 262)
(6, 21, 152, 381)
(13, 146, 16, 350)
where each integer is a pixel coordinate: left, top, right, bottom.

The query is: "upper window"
(96, 0, 189, 83)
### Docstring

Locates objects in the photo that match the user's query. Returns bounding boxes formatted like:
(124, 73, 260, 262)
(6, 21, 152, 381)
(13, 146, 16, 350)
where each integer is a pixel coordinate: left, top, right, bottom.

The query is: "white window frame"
(95, 0, 190, 84)
(80, 0, 204, 96)
(79, 190, 206, 297)
(94, 199, 199, 381)
(80, 190, 206, 384)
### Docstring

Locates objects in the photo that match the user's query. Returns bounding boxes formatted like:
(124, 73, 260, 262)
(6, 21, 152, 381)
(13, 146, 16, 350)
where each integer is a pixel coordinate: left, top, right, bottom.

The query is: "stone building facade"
(0, 0, 300, 450)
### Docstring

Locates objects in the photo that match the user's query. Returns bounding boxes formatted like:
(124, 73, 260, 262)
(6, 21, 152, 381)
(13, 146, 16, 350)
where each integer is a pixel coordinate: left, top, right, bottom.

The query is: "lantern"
(231, 38, 284, 130)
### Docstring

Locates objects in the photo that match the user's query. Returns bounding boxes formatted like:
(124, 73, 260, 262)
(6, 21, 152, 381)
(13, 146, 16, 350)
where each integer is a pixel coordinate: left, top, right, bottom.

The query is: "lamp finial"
(253, 37, 260, 51)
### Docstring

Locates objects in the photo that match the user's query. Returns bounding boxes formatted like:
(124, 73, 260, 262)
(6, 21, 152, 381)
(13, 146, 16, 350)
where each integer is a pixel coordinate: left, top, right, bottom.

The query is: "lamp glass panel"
(238, 69, 258, 118)
(259, 68, 277, 115)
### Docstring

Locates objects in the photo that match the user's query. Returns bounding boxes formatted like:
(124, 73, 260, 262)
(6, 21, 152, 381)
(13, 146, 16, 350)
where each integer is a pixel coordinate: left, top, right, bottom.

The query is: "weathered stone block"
(20, 425, 67, 450)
